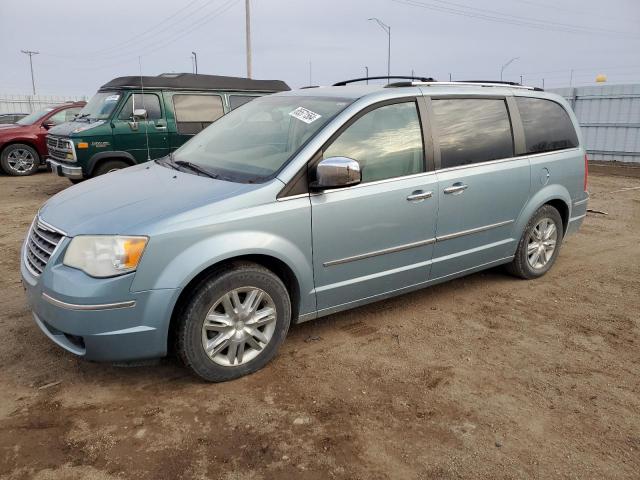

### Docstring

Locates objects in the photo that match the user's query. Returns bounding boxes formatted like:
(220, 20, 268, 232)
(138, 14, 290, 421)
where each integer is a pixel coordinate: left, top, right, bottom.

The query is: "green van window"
(173, 94, 224, 135)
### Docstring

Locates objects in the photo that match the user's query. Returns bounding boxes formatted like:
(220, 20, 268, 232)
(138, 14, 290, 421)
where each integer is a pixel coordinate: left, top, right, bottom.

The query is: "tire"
(177, 261, 291, 382)
(0, 144, 39, 176)
(93, 159, 130, 177)
(69, 178, 85, 184)
(508, 204, 563, 279)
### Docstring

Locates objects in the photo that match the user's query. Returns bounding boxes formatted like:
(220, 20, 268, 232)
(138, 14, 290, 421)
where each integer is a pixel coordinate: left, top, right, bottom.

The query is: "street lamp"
(192, 51, 198, 74)
(500, 57, 519, 81)
(364, 66, 369, 83)
(368, 17, 390, 81)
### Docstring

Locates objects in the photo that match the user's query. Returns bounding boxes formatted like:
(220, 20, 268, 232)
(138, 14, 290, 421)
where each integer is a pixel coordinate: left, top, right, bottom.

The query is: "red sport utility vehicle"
(0, 101, 85, 176)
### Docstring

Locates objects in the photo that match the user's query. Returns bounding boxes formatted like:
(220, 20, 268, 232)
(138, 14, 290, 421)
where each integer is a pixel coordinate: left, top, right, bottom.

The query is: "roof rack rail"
(333, 76, 435, 86)
(416, 80, 543, 91)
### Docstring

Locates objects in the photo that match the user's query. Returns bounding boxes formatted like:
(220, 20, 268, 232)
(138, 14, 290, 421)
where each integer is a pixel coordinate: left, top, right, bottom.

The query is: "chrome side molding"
(42, 292, 136, 311)
(323, 238, 436, 267)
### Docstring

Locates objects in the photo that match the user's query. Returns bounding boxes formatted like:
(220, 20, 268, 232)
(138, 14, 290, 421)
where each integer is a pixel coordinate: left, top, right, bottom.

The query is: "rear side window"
(516, 97, 578, 153)
(118, 93, 162, 120)
(432, 98, 514, 169)
(173, 94, 224, 134)
(229, 95, 257, 110)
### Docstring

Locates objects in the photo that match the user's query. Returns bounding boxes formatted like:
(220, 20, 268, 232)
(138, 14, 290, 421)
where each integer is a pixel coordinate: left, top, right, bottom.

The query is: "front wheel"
(0, 144, 39, 176)
(93, 159, 130, 177)
(177, 262, 291, 382)
(508, 205, 563, 279)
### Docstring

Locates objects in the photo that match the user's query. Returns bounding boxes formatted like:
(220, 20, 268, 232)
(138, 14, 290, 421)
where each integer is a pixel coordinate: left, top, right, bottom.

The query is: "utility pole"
(192, 51, 198, 74)
(21, 50, 39, 95)
(364, 66, 369, 83)
(368, 18, 391, 81)
(542, 78, 545, 89)
(520, 74, 523, 85)
(245, 0, 252, 78)
(191, 55, 195, 74)
(569, 69, 574, 87)
(449, 72, 452, 81)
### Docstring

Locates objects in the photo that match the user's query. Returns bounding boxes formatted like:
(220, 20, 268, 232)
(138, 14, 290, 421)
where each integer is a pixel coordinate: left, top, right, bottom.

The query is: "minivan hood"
(39, 162, 264, 236)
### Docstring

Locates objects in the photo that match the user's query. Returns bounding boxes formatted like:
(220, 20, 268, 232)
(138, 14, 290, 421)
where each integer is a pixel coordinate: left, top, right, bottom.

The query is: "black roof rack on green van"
(100, 73, 290, 93)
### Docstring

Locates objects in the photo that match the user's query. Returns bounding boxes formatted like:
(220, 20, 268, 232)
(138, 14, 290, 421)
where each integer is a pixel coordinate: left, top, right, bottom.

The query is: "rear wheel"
(1, 144, 39, 176)
(177, 262, 291, 382)
(93, 159, 129, 177)
(508, 204, 563, 279)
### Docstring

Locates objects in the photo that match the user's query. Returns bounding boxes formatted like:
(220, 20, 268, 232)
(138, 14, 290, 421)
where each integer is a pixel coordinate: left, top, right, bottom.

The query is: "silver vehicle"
(21, 78, 588, 382)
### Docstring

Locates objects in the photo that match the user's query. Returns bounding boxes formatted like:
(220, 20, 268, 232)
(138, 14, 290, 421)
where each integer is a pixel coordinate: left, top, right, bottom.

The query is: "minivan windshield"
(76, 91, 121, 121)
(16, 108, 55, 126)
(171, 95, 353, 182)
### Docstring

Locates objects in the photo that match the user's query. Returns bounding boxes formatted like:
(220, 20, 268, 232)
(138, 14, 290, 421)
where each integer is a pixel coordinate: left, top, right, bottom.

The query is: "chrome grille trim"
(24, 217, 65, 277)
(46, 136, 76, 162)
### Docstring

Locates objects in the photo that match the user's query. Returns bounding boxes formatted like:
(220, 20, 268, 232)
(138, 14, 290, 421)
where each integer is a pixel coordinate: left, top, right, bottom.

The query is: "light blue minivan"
(22, 79, 589, 381)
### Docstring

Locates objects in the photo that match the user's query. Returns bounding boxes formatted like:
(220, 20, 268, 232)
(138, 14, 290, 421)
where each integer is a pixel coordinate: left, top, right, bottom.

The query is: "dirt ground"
(0, 167, 638, 480)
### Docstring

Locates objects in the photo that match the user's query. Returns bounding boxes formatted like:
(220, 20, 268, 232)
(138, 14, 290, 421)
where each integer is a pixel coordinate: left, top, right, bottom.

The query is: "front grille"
(47, 136, 74, 162)
(25, 218, 65, 276)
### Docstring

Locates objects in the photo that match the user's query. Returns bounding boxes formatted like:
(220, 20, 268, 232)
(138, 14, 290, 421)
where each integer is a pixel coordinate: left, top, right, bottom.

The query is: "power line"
(389, 0, 640, 39)
(38, 0, 240, 70)
(40, 0, 218, 60)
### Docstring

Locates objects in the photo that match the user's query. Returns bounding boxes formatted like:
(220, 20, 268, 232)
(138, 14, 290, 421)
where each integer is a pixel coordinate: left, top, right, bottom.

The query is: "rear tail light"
(584, 153, 589, 192)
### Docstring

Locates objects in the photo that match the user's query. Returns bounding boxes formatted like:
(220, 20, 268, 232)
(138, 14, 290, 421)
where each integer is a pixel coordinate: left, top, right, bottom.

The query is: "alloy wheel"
(7, 149, 35, 173)
(201, 287, 277, 367)
(527, 217, 558, 269)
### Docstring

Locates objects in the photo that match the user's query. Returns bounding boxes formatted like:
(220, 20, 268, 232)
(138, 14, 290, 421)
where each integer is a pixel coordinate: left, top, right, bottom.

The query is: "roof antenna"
(138, 56, 151, 162)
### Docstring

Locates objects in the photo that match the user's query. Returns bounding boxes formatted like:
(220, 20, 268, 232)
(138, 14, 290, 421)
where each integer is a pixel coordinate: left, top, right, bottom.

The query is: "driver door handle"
(444, 183, 468, 194)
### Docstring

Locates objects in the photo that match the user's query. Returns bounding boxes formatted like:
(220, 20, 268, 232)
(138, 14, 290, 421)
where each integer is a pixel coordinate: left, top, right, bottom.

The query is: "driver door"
(310, 99, 439, 313)
(112, 92, 170, 162)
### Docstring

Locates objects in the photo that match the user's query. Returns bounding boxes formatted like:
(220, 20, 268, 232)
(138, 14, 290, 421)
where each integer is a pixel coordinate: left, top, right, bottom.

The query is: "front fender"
(130, 230, 315, 315)
(513, 184, 571, 242)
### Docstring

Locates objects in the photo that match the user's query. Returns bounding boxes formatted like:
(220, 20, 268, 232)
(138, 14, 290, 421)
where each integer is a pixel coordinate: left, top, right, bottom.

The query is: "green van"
(46, 73, 289, 181)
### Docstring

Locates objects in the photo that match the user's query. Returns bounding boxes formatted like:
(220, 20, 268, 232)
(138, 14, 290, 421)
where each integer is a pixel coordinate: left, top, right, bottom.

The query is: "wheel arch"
(1, 140, 41, 159)
(515, 185, 572, 242)
(87, 151, 136, 176)
(166, 254, 302, 356)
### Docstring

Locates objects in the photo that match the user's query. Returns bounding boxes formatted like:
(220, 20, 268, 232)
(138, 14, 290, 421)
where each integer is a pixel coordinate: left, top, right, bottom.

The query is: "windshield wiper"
(174, 160, 218, 179)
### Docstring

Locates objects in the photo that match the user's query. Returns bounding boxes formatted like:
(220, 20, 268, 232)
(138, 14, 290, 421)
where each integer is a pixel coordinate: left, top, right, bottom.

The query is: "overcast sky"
(1, 0, 639, 97)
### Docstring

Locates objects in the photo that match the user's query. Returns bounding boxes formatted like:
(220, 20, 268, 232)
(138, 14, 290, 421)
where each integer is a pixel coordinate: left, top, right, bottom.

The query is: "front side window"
(433, 98, 514, 169)
(48, 107, 81, 125)
(173, 94, 224, 134)
(171, 95, 352, 182)
(118, 93, 162, 120)
(16, 108, 54, 126)
(323, 102, 424, 183)
(516, 97, 578, 153)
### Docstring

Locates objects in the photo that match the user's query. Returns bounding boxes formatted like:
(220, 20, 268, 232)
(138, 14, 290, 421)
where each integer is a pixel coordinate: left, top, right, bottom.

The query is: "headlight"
(63, 235, 148, 278)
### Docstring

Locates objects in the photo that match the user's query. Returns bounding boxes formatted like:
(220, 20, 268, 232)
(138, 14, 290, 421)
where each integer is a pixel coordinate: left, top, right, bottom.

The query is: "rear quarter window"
(515, 97, 579, 153)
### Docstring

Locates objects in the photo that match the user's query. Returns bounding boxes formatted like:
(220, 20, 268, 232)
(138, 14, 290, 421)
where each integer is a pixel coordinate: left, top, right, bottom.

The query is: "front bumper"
(47, 158, 83, 180)
(21, 238, 179, 362)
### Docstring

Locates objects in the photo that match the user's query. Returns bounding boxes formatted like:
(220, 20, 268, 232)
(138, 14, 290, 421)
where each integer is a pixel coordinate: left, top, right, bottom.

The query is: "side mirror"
(132, 108, 147, 119)
(42, 120, 55, 129)
(311, 156, 361, 190)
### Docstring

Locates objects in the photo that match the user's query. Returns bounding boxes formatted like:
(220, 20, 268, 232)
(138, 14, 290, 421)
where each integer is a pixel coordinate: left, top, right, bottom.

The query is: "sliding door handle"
(406, 190, 433, 202)
(444, 183, 468, 195)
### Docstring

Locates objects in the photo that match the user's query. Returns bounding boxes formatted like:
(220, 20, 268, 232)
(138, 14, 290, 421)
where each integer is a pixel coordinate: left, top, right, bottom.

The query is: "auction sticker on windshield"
(289, 107, 322, 124)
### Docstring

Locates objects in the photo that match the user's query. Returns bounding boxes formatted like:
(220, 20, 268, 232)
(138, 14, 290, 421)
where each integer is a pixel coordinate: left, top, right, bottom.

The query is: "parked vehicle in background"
(46, 73, 290, 182)
(0, 102, 85, 176)
(22, 79, 588, 382)
(0, 113, 29, 124)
